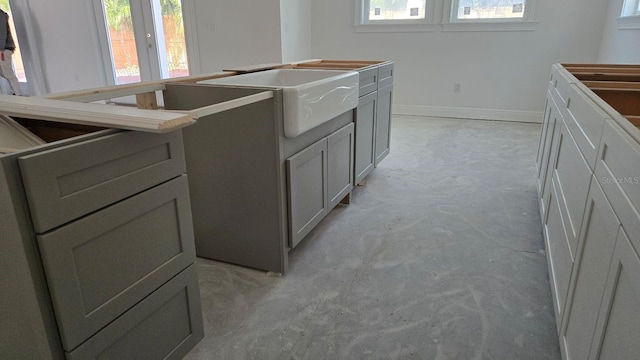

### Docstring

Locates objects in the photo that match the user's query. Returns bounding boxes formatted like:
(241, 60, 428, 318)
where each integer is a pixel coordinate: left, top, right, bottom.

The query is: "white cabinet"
(537, 64, 640, 360)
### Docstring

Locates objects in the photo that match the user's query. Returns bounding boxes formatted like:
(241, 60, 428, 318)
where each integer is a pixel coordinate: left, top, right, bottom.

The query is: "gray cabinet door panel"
(67, 265, 203, 360)
(564, 84, 607, 170)
(328, 123, 354, 209)
(19, 130, 186, 233)
(588, 229, 640, 360)
(374, 84, 392, 166)
(377, 63, 394, 89)
(595, 119, 640, 240)
(38, 175, 195, 350)
(539, 100, 562, 220)
(355, 91, 377, 184)
(359, 67, 378, 96)
(287, 139, 328, 248)
(562, 180, 620, 360)
(536, 96, 552, 178)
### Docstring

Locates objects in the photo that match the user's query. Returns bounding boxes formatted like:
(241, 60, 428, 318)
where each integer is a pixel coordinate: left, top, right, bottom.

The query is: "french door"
(94, 0, 190, 85)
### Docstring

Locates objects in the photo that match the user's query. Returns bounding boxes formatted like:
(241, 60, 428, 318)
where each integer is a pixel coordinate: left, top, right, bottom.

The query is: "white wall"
(311, 0, 609, 122)
(191, 0, 283, 73)
(597, 0, 640, 63)
(11, 0, 105, 94)
(280, 0, 312, 63)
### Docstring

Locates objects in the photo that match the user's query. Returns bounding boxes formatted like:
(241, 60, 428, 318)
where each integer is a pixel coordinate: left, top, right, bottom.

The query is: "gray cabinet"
(1, 128, 202, 358)
(287, 138, 328, 248)
(375, 83, 393, 166)
(328, 123, 355, 209)
(354, 62, 393, 182)
(354, 91, 376, 184)
(287, 123, 354, 248)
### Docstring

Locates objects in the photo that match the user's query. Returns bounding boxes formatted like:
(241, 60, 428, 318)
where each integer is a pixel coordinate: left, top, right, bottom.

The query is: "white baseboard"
(393, 105, 543, 123)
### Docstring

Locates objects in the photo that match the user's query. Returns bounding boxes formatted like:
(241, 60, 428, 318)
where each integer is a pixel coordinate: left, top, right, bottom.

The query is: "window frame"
(355, 0, 440, 33)
(442, 0, 539, 32)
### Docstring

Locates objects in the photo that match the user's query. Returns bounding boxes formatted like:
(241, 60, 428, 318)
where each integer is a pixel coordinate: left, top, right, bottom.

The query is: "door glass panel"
(103, 0, 140, 84)
(159, 0, 188, 78)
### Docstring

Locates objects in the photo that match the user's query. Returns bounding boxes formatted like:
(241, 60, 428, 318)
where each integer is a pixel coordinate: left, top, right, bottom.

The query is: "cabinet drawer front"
(377, 62, 394, 89)
(67, 265, 203, 360)
(553, 66, 575, 108)
(595, 119, 640, 239)
(38, 175, 195, 350)
(564, 84, 608, 170)
(358, 67, 378, 97)
(19, 130, 186, 233)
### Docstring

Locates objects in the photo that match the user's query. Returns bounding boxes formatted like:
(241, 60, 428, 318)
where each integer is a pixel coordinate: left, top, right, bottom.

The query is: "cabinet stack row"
(536, 64, 640, 360)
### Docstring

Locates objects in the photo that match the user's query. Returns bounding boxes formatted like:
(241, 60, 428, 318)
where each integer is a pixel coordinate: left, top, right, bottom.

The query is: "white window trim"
(354, 0, 440, 33)
(442, 0, 539, 32)
(616, 15, 640, 30)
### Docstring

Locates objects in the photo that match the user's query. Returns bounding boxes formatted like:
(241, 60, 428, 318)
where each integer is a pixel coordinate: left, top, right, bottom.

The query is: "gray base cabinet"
(0, 127, 202, 359)
(288, 123, 354, 248)
(537, 64, 640, 360)
(354, 62, 393, 183)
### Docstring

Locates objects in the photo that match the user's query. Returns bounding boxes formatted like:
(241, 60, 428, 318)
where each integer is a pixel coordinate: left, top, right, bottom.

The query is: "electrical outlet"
(453, 82, 462, 93)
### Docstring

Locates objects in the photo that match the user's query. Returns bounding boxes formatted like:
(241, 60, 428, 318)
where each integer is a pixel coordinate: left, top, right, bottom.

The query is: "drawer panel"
(19, 130, 186, 233)
(595, 119, 640, 239)
(377, 62, 394, 89)
(38, 175, 195, 350)
(66, 265, 203, 360)
(553, 65, 574, 107)
(358, 67, 378, 97)
(564, 83, 608, 170)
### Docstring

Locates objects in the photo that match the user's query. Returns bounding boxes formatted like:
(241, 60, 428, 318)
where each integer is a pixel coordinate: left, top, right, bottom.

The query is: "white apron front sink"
(199, 69, 359, 138)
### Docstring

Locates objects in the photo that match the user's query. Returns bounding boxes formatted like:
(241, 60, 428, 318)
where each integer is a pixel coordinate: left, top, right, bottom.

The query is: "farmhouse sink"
(199, 69, 359, 138)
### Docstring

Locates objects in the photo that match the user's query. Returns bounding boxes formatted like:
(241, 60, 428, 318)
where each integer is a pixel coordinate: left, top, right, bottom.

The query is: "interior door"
(95, 0, 189, 85)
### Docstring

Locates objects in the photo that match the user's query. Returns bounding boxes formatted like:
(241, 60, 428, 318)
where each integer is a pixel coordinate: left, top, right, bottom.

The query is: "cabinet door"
(287, 138, 328, 248)
(354, 91, 377, 183)
(588, 228, 640, 360)
(536, 96, 552, 176)
(374, 83, 392, 166)
(561, 180, 620, 360)
(539, 98, 561, 220)
(328, 123, 354, 209)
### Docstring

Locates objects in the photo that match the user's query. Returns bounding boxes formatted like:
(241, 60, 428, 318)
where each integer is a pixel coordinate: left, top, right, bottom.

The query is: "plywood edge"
(0, 96, 195, 133)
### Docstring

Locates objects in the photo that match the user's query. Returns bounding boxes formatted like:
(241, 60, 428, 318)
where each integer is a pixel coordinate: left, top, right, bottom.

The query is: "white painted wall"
(310, 0, 609, 122)
(191, 0, 283, 73)
(11, 0, 105, 94)
(597, 0, 640, 63)
(280, 0, 312, 63)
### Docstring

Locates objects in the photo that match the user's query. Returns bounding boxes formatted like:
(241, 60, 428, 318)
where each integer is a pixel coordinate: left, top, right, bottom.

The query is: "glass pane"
(636, 0, 640, 13)
(103, 0, 140, 84)
(367, 0, 426, 21)
(160, 0, 188, 78)
(0, 1, 26, 82)
(456, 0, 526, 20)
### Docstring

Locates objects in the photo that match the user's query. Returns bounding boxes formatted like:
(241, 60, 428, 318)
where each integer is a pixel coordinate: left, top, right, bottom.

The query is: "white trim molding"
(616, 15, 640, 30)
(393, 104, 543, 123)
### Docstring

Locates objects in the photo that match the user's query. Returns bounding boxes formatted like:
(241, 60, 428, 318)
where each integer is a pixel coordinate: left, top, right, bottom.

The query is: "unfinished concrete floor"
(185, 116, 561, 360)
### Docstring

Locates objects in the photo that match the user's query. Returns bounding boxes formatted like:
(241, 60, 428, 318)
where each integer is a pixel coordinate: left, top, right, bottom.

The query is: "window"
(355, 0, 437, 32)
(618, 0, 640, 29)
(621, 0, 640, 17)
(362, 0, 428, 23)
(94, 0, 191, 85)
(0, 0, 26, 82)
(452, 0, 526, 21)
